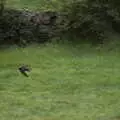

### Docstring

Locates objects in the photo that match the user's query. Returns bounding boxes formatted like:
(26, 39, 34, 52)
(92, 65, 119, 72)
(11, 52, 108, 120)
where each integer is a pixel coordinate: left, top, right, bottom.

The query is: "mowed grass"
(0, 43, 120, 120)
(6, 0, 62, 11)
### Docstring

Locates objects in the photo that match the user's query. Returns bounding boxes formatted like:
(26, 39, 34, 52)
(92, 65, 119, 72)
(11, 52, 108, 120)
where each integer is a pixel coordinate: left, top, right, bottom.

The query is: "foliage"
(60, 0, 120, 43)
(2, 0, 120, 44)
(0, 8, 57, 46)
(0, 0, 6, 15)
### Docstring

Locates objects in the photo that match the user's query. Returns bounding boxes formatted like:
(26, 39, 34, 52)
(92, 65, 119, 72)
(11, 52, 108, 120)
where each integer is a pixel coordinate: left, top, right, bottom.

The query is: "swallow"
(18, 65, 31, 77)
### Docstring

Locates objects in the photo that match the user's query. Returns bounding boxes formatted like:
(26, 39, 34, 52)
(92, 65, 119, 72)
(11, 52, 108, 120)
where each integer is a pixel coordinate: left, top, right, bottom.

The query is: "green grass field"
(2, 0, 120, 119)
(0, 43, 120, 120)
(6, 0, 63, 11)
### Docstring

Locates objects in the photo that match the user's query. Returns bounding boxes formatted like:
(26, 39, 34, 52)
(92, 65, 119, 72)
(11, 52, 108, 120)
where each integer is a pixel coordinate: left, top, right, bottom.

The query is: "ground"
(2, 0, 120, 119)
(6, 0, 62, 11)
(0, 43, 120, 120)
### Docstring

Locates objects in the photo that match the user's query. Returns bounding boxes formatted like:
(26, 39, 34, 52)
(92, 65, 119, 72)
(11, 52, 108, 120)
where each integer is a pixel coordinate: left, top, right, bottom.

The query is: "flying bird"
(18, 65, 31, 77)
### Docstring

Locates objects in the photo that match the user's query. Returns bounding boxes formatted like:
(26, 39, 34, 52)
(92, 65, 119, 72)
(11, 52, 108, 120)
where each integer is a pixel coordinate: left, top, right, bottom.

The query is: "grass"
(6, 0, 63, 11)
(3, 0, 120, 119)
(0, 43, 120, 120)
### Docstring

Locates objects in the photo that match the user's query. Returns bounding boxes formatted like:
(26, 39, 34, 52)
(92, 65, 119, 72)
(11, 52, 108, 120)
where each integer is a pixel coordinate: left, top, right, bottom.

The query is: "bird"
(18, 65, 31, 77)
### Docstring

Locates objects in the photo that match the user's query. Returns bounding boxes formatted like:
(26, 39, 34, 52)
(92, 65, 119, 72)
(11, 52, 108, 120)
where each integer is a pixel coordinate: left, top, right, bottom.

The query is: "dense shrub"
(0, 9, 57, 45)
(1, 0, 120, 45)
(59, 0, 120, 43)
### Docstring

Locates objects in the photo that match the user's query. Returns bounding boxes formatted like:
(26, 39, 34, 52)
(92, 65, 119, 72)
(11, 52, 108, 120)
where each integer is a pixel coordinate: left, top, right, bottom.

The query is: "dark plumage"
(18, 65, 31, 77)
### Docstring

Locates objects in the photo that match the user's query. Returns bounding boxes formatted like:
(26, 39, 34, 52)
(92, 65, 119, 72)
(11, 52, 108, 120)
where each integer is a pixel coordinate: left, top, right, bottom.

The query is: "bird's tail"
(21, 71, 29, 77)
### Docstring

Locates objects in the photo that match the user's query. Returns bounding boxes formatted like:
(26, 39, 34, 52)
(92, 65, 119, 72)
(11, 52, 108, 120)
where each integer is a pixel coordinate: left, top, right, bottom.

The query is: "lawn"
(6, 0, 63, 11)
(0, 43, 120, 120)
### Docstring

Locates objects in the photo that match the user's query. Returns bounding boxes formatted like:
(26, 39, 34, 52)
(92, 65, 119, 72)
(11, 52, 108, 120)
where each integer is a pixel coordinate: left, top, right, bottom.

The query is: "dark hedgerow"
(58, 0, 120, 43)
(0, 8, 57, 46)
